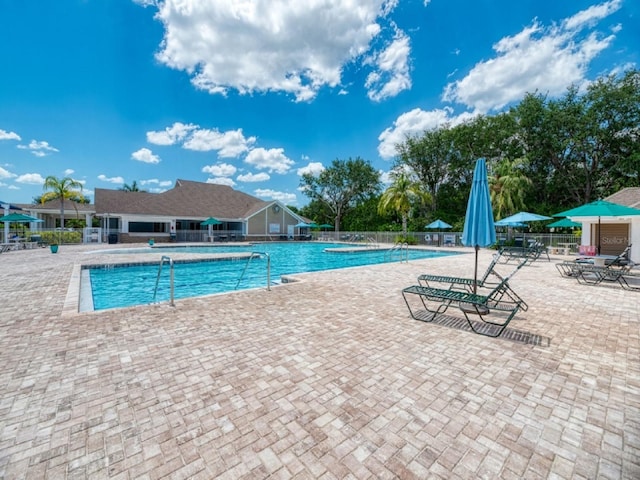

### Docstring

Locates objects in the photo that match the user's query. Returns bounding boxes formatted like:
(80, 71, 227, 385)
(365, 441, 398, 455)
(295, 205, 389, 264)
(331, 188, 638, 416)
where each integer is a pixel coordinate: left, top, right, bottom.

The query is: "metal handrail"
(385, 242, 409, 263)
(236, 252, 271, 291)
(153, 255, 175, 306)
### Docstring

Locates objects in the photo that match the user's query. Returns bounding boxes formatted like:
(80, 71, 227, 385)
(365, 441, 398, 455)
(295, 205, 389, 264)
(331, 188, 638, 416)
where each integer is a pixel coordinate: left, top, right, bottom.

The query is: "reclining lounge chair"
(403, 265, 526, 338)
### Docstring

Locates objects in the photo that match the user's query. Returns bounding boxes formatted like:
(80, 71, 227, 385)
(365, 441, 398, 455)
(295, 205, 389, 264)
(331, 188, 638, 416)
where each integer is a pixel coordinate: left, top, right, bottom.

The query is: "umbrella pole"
(597, 217, 601, 255)
(473, 246, 479, 294)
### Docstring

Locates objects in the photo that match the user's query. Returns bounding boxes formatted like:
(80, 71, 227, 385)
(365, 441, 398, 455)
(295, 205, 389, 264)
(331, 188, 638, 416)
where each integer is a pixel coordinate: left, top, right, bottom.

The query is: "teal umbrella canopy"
(0, 213, 43, 223)
(497, 211, 551, 224)
(547, 218, 581, 228)
(426, 219, 452, 229)
(319, 223, 334, 229)
(200, 217, 222, 226)
(462, 159, 496, 293)
(295, 221, 310, 228)
(494, 219, 527, 227)
(554, 199, 640, 218)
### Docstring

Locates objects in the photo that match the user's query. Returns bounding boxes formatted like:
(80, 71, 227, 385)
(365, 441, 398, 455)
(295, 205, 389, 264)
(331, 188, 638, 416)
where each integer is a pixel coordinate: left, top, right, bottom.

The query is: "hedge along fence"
(34, 230, 83, 245)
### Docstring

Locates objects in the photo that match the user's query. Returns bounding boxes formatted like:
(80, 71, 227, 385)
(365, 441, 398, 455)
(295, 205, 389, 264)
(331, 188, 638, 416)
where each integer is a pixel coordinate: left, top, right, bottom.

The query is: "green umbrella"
(547, 218, 581, 228)
(554, 200, 640, 254)
(0, 213, 43, 223)
(200, 217, 222, 226)
(319, 223, 334, 230)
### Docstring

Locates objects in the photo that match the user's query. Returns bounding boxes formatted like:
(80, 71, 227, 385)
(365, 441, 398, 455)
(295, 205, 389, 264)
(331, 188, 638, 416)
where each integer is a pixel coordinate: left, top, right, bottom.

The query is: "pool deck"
(0, 243, 638, 479)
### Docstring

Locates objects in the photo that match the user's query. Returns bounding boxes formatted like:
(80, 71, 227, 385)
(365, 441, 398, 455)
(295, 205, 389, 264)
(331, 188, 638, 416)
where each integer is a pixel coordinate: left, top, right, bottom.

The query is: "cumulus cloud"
(132, 148, 161, 164)
(297, 162, 325, 176)
(15, 173, 45, 184)
(64, 169, 74, 176)
(237, 172, 270, 182)
(147, 122, 196, 145)
(202, 163, 237, 177)
(0, 166, 16, 179)
(377, 107, 476, 159)
(442, 0, 621, 112)
(17, 140, 59, 156)
(245, 148, 294, 174)
(365, 28, 411, 101)
(0, 129, 21, 141)
(254, 189, 297, 204)
(140, 179, 173, 187)
(98, 174, 125, 184)
(184, 128, 256, 158)
(206, 177, 236, 187)
(147, 0, 403, 102)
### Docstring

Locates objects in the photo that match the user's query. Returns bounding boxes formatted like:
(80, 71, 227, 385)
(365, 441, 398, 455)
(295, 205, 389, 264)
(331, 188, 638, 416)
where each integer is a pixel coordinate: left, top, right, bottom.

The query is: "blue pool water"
(85, 243, 459, 311)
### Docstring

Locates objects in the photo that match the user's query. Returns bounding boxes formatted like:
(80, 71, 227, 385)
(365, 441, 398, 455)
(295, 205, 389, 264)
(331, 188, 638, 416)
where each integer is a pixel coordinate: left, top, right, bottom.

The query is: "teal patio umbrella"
(547, 218, 581, 228)
(0, 213, 43, 241)
(461, 158, 496, 293)
(554, 200, 640, 254)
(201, 217, 222, 239)
(319, 223, 334, 230)
(496, 211, 551, 224)
(426, 219, 452, 246)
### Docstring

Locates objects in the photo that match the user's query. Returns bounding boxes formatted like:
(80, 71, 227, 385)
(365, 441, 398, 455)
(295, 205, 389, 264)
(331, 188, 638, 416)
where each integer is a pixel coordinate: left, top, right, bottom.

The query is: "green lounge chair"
(418, 253, 529, 311)
(402, 267, 526, 338)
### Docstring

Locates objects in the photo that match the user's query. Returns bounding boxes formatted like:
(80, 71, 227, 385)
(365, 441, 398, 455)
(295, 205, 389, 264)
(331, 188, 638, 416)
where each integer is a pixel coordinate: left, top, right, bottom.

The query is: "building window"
(129, 222, 167, 233)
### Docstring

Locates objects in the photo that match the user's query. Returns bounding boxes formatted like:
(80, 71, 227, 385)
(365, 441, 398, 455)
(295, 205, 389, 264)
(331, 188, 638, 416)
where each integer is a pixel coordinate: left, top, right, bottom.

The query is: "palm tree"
(489, 158, 532, 218)
(41, 176, 85, 242)
(378, 171, 430, 237)
(119, 180, 145, 192)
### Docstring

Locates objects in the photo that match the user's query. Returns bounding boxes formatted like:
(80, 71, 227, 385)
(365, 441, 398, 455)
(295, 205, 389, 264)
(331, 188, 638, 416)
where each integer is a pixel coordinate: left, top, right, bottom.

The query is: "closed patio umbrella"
(461, 158, 496, 294)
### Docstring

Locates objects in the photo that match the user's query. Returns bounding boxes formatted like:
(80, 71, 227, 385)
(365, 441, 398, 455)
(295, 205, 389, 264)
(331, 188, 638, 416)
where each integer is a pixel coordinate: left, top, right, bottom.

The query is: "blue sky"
(0, 0, 637, 206)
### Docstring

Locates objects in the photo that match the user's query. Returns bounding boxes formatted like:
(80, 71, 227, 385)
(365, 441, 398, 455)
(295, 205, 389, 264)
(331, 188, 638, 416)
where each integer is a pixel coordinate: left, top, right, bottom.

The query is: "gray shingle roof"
(94, 179, 270, 219)
(606, 187, 640, 209)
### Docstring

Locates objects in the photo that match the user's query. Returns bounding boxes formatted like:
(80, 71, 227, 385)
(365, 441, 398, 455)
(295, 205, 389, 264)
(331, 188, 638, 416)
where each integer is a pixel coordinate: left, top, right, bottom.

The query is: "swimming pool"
(84, 242, 460, 311)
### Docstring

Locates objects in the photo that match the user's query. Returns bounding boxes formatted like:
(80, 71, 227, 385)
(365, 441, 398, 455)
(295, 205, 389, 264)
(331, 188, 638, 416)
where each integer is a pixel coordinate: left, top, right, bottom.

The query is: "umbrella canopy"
(319, 223, 334, 229)
(462, 158, 496, 293)
(200, 217, 222, 226)
(554, 200, 640, 254)
(494, 219, 527, 228)
(0, 213, 43, 223)
(547, 218, 581, 228)
(295, 221, 311, 228)
(496, 211, 551, 224)
(425, 219, 452, 230)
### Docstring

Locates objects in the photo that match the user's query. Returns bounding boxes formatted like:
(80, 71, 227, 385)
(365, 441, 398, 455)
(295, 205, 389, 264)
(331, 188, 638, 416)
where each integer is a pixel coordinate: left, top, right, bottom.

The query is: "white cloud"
(442, 0, 621, 112)
(150, 0, 399, 102)
(377, 107, 476, 159)
(64, 169, 75, 176)
(147, 122, 196, 145)
(237, 172, 270, 182)
(244, 148, 294, 174)
(132, 148, 161, 164)
(254, 189, 297, 204)
(297, 162, 325, 176)
(8, 185, 19, 190)
(98, 174, 125, 184)
(0, 166, 16, 179)
(17, 140, 59, 156)
(202, 163, 237, 177)
(365, 28, 411, 101)
(15, 173, 45, 185)
(206, 177, 236, 187)
(0, 129, 21, 141)
(140, 179, 173, 187)
(184, 128, 256, 158)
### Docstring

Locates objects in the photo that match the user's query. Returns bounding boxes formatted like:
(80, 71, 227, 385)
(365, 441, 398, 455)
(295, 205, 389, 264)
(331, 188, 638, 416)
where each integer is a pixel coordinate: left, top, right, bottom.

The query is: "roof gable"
(606, 187, 640, 209)
(95, 179, 268, 219)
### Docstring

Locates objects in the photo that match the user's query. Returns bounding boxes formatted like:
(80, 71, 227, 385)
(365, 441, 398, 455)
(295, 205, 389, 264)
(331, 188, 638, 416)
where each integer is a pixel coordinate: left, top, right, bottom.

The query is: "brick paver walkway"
(0, 244, 638, 479)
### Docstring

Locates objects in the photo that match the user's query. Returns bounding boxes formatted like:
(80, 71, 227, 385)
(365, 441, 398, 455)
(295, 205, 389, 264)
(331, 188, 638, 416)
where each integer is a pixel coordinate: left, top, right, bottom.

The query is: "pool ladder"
(236, 252, 271, 291)
(153, 255, 175, 306)
(385, 242, 409, 263)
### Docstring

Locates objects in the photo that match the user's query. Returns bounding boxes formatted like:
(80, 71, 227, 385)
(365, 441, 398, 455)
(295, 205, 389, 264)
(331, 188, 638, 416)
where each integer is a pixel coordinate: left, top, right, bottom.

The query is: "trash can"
(108, 233, 118, 244)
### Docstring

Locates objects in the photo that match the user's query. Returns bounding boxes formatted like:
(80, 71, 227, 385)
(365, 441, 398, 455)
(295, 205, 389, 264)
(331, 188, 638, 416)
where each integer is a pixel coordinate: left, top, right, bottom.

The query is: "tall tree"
(378, 171, 429, 236)
(489, 157, 532, 218)
(41, 176, 85, 239)
(299, 157, 380, 232)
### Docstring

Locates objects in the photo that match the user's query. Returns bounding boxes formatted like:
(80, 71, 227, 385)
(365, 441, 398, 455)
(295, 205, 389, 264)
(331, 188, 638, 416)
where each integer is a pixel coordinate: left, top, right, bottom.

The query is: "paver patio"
(0, 243, 638, 479)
